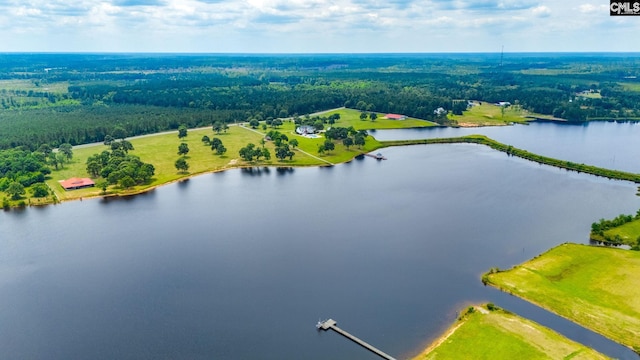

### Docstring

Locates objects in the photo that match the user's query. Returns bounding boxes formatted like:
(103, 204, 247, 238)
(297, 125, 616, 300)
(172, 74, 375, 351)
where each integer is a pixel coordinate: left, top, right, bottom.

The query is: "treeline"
(2, 53, 640, 151)
(590, 211, 640, 248)
(0, 105, 245, 150)
(0, 148, 50, 189)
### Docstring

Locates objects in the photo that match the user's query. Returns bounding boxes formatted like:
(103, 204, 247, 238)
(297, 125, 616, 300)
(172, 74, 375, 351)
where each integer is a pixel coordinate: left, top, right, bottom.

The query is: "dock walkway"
(317, 319, 396, 360)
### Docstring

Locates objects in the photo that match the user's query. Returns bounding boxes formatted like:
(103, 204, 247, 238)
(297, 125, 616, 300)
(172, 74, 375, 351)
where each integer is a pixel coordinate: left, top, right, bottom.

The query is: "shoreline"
(10, 131, 640, 210)
(483, 243, 640, 354)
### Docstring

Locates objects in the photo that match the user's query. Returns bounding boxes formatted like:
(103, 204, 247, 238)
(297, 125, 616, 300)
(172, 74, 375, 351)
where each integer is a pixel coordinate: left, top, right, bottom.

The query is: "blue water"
(370, 120, 640, 173)
(1, 123, 639, 359)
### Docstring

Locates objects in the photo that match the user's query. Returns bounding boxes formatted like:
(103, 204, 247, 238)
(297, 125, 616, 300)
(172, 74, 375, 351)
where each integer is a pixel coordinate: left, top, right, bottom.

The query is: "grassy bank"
(447, 102, 533, 126)
(2, 108, 433, 205)
(382, 135, 640, 183)
(414, 304, 609, 360)
(484, 243, 640, 353)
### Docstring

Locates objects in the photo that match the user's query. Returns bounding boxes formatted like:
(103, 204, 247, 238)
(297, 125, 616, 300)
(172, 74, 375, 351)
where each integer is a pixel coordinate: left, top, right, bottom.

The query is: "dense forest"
(1, 53, 640, 151)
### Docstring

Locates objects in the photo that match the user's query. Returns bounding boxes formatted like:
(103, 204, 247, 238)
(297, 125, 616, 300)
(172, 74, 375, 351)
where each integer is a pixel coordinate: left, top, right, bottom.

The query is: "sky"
(0, 0, 638, 53)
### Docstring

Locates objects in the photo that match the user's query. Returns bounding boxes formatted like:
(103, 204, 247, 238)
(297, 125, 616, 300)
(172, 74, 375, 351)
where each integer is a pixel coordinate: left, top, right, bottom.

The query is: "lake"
(371, 120, 640, 173)
(1, 123, 640, 359)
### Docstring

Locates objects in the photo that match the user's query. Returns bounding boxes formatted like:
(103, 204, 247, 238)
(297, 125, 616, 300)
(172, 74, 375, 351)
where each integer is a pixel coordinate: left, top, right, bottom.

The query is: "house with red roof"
(385, 114, 407, 120)
(59, 177, 95, 190)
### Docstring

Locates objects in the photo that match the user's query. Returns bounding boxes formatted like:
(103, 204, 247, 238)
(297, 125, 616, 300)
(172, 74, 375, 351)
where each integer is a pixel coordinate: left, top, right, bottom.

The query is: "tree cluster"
(85, 149, 155, 188)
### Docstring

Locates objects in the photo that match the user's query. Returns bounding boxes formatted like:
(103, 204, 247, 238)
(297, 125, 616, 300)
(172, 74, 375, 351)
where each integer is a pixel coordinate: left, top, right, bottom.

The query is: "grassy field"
(320, 108, 437, 129)
(414, 304, 609, 360)
(602, 219, 640, 245)
(447, 102, 533, 126)
(485, 243, 640, 352)
(2, 108, 432, 204)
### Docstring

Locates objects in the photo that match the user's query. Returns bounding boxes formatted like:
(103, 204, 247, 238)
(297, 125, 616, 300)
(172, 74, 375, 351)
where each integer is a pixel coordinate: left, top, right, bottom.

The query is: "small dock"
(317, 319, 396, 360)
(364, 152, 387, 160)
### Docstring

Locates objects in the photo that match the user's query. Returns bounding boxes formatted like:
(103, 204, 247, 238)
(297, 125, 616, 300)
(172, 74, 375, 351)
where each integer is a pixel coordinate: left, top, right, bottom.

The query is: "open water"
(1, 121, 639, 359)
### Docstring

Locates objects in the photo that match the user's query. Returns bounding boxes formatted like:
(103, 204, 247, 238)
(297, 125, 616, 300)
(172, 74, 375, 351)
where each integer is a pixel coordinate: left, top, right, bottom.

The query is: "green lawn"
(321, 108, 437, 129)
(415, 304, 609, 360)
(33, 109, 405, 203)
(448, 102, 533, 126)
(485, 243, 640, 352)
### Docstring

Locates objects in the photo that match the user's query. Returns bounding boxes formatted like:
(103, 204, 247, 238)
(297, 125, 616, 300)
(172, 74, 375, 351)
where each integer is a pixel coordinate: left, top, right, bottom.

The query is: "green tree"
(96, 180, 108, 195)
(175, 157, 189, 173)
(272, 119, 283, 128)
(359, 112, 368, 121)
(103, 135, 114, 146)
(369, 112, 377, 121)
(343, 137, 354, 149)
(275, 144, 295, 161)
(239, 143, 257, 161)
(59, 143, 73, 160)
(249, 119, 259, 128)
(112, 126, 127, 141)
(210, 137, 222, 150)
(216, 144, 227, 156)
(290, 138, 299, 148)
(354, 134, 366, 148)
(323, 139, 335, 153)
(119, 175, 135, 189)
(86, 160, 102, 178)
(213, 121, 224, 134)
(178, 142, 190, 156)
(178, 124, 188, 139)
(261, 147, 271, 161)
(38, 144, 52, 157)
(201, 135, 211, 145)
(6, 181, 25, 200)
(31, 183, 49, 198)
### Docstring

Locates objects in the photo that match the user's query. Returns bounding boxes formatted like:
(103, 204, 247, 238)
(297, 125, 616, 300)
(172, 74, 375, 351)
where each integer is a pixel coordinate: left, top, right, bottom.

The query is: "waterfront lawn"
(415, 304, 609, 360)
(45, 119, 386, 201)
(485, 243, 640, 352)
(447, 102, 531, 126)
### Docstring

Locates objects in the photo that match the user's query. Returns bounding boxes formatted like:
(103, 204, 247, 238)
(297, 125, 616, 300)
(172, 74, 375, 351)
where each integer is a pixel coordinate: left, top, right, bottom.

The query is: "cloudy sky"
(0, 0, 637, 53)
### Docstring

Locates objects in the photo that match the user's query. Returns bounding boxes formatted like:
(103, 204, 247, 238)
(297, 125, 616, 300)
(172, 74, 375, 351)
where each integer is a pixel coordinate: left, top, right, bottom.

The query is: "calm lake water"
(371, 120, 640, 173)
(1, 123, 640, 359)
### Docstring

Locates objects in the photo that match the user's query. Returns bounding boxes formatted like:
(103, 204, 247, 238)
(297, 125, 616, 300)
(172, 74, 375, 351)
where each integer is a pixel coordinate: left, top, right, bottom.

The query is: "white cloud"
(579, 4, 608, 13)
(0, 0, 637, 52)
(532, 5, 551, 17)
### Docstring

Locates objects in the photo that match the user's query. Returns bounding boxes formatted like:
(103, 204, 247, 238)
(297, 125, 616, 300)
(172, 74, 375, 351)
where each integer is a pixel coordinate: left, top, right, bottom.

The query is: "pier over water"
(317, 319, 396, 360)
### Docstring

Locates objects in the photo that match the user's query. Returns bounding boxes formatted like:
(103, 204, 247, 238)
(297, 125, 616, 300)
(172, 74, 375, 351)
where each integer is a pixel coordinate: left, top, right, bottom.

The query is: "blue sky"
(0, 0, 637, 53)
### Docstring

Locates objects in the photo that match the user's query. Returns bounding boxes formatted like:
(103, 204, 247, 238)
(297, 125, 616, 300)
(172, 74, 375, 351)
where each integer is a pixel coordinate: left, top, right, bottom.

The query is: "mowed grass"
(448, 102, 532, 126)
(485, 243, 640, 351)
(41, 110, 394, 202)
(321, 108, 437, 129)
(415, 304, 609, 360)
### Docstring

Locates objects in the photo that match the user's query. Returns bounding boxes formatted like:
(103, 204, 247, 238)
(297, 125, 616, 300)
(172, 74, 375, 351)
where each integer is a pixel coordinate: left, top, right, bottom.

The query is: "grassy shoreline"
(5, 131, 640, 209)
(413, 303, 610, 359)
(484, 243, 640, 354)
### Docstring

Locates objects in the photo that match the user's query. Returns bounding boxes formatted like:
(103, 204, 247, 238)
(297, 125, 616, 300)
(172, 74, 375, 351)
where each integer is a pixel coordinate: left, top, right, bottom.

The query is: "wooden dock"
(364, 152, 387, 160)
(317, 319, 396, 360)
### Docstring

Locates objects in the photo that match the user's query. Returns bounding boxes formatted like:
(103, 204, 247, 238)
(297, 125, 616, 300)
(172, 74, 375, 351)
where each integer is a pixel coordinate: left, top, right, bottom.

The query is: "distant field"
(414, 304, 609, 360)
(620, 82, 640, 92)
(322, 108, 437, 129)
(485, 243, 640, 352)
(0, 79, 69, 93)
(447, 102, 533, 126)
